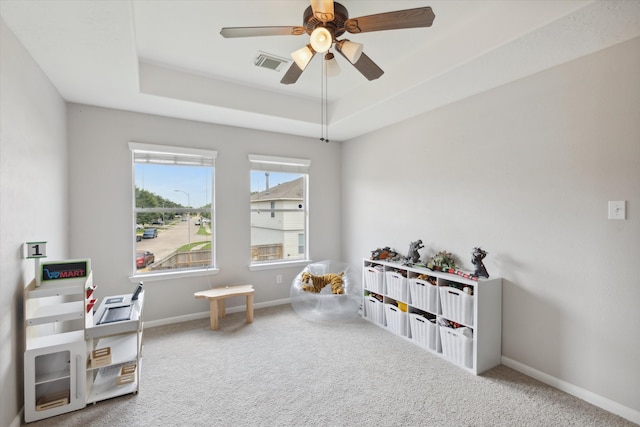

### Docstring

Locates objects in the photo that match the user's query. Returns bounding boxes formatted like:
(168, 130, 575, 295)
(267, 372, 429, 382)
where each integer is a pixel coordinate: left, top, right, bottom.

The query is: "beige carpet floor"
(23, 304, 636, 426)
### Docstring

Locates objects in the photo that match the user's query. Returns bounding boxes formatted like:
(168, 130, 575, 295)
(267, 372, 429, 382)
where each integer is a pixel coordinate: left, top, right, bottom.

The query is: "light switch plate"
(608, 201, 626, 220)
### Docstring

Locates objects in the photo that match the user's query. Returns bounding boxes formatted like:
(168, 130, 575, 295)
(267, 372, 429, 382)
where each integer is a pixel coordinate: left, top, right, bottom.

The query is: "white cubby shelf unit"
(362, 258, 502, 375)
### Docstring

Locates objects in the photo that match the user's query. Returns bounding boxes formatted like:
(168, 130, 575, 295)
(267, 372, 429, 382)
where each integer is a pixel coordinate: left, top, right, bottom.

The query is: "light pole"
(174, 189, 191, 267)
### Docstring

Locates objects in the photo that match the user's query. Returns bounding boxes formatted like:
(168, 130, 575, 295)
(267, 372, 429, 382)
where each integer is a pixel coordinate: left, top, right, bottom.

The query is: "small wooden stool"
(194, 285, 255, 330)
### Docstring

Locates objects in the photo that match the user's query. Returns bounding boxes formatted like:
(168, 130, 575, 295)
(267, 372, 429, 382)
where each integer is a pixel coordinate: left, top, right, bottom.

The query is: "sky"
(135, 164, 299, 208)
(251, 171, 298, 194)
(135, 164, 212, 208)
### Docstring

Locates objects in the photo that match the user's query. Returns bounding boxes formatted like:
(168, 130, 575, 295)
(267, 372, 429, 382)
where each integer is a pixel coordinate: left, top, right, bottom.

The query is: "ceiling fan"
(220, 0, 435, 85)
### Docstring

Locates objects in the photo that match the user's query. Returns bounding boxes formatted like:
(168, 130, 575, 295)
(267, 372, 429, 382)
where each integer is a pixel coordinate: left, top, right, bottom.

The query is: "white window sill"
(248, 259, 311, 271)
(129, 267, 219, 282)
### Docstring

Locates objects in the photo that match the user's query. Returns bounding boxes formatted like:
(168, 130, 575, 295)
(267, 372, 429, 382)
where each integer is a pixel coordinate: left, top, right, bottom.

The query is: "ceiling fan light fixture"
(221, 3, 436, 85)
(338, 40, 363, 64)
(324, 52, 341, 77)
(310, 27, 333, 53)
(291, 44, 315, 70)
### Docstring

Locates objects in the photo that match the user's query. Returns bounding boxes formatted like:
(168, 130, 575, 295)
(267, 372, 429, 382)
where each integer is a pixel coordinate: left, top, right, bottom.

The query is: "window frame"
(129, 142, 218, 281)
(248, 154, 311, 270)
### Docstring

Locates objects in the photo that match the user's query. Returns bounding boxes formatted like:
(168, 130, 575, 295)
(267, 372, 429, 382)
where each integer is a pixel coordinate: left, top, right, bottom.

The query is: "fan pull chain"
(320, 56, 329, 143)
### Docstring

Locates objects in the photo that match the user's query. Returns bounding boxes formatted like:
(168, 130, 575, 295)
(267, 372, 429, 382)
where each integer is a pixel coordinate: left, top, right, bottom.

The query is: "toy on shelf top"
(427, 250, 458, 270)
(471, 247, 490, 278)
(370, 239, 426, 265)
(370, 246, 402, 262)
(369, 242, 491, 281)
(404, 239, 424, 265)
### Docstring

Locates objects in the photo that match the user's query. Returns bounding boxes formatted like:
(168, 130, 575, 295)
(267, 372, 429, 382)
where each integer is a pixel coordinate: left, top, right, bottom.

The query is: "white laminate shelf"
(89, 334, 139, 369)
(27, 281, 84, 298)
(26, 330, 85, 351)
(86, 359, 141, 404)
(26, 301, 84, 326)
(34, 368, 70, 385)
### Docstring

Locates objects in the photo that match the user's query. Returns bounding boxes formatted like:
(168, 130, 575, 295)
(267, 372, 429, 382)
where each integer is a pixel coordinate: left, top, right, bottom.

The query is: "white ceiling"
(2, 0, 639, 142)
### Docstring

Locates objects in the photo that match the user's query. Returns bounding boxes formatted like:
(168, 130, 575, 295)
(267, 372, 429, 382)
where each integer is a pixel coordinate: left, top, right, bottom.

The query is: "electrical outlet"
(276, 274, 283, 284)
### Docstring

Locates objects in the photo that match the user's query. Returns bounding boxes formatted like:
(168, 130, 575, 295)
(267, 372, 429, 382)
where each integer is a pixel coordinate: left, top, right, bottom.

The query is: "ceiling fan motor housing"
(303, 2, 349, 38)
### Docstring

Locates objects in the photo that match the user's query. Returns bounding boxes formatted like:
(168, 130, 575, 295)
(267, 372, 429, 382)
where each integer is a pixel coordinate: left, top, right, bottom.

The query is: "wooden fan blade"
(220, 26, 305, 38)
(280, 62, 304, 85)
(344, 7, 435, 34)
(336, 49, 384, 81)
(310, 0, 335, 22)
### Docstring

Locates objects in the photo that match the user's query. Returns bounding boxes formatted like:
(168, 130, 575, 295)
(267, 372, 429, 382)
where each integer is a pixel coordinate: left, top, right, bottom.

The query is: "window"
(130, 142, 216, 275)
(249, 154, 310, 266)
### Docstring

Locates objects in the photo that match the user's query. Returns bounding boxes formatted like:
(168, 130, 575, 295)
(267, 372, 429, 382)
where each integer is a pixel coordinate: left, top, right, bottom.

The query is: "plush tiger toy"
(300, 271, 345, 295)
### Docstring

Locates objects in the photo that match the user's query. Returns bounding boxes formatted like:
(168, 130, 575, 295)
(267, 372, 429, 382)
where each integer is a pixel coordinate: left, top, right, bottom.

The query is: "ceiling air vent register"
(254, 52, 290, 72)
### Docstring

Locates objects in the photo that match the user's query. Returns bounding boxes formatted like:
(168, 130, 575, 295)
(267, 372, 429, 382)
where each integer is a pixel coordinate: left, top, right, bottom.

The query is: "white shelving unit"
(362, 258, 502, 375)
(85, 291, 144, 404)
(24, 260, 144, 423)
(23, 273, 93, 422)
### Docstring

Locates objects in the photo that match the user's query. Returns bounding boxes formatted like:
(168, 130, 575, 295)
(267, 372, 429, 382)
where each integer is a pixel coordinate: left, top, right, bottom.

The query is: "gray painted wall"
(1, 18, 69, 427)
(341, 37, 640, 415)
(66, 104, 342, 323)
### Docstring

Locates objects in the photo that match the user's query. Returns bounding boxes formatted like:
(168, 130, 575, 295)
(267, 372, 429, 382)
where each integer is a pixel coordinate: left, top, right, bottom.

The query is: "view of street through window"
(133, 159, 214, 272)
(136, 216, 211, 272)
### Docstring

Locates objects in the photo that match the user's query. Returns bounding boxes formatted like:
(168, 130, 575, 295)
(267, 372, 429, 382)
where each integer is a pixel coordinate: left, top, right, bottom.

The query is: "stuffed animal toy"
(300, 271, 345, 294)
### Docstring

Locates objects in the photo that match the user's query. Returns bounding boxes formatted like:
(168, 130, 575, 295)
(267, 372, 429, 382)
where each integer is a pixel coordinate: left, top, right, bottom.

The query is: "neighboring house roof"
(251, 177, 303, 202)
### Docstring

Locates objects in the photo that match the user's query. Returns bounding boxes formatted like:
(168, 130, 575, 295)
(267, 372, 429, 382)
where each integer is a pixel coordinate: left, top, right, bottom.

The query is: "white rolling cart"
(85, 286, 144, 403)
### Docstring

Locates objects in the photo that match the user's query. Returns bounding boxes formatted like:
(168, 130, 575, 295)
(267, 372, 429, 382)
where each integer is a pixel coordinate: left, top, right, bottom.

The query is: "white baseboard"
(144, 298, 291, 329)
(501, 356, 640, 425)
(11, 409, 22, 427)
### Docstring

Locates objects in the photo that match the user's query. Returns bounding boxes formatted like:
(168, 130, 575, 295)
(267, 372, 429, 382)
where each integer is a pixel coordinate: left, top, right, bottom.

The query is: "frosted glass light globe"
(291, 45, 314, 70)
(310, 27, 332, 53)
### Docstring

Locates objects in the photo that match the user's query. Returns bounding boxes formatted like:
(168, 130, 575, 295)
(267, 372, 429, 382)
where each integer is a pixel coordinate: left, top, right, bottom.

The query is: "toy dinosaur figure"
(471, 247, 489, 278)
(404, 239, 424, 264)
